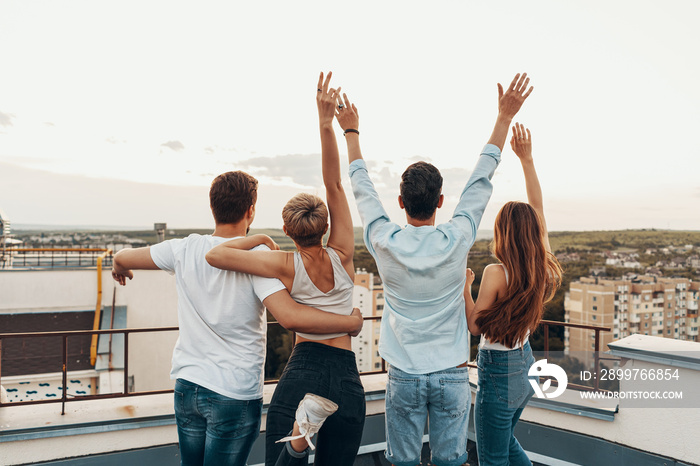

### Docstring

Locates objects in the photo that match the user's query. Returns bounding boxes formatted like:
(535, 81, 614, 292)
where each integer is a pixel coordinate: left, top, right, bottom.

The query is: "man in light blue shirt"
(336, 73, 534, 466)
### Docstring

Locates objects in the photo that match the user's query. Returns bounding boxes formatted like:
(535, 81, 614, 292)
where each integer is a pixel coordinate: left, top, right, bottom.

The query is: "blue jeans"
(385, 365, 470, 466)
(265, 342, 365, 466)
(475, 341, 535, 466)
(174, 378, 263, 466)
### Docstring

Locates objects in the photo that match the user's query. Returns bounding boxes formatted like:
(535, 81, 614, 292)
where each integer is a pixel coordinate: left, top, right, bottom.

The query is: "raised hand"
(335, 93, 359, 132)
(510, 123, 532, 161)
(317, 71, 341, 127)
(497, 73, 534, 120)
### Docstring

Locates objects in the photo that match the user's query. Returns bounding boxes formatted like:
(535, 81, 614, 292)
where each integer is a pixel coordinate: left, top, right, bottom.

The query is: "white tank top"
(479, 264, 529, 351)
(291, 247, 355, 340)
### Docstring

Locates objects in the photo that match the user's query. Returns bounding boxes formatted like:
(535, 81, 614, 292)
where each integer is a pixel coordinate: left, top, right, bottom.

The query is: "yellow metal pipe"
(90, 249, 113, 366)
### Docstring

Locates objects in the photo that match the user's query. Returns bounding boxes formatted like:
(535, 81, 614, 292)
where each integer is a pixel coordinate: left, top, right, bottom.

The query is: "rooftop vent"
(154, 223, 167, 243)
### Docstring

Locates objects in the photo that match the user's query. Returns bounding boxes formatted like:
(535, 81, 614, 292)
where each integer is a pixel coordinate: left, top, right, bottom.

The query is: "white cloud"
(236, 154, 323, 188)
(0, 111, 15, 127)
(0, 1, 699, 230)
(160, 140, 185, 152)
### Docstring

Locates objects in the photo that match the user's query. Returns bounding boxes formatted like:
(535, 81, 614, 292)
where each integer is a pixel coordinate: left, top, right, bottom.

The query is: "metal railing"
(0, 317, 611, 414)
(462, 320, 613, 393)
(0, 327, 178, 415)
(0, 248, 113, 269)
(541, 320, 612, 392)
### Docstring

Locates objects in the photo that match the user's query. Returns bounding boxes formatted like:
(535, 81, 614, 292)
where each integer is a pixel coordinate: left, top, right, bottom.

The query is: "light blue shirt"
(349, 145, 501, 374)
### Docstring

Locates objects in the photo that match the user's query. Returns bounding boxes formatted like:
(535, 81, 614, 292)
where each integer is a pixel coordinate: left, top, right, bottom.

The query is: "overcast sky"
(1, 1, 698, 231)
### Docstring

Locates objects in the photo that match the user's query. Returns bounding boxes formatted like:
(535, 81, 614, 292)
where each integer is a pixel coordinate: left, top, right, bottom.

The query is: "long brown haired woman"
(465, 123, 562, 465)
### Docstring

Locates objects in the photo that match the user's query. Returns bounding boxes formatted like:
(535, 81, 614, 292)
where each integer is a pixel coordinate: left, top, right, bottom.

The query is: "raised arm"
(448, 75, 532, 245)
(336, 92, 362, 164)
(339, 92, 393, 255)
(487, 73, 534, 151)
(316, 72, 354, 267)
(112, 247, 159, 285)
(206, 239, 294, 289)
(263, 290, 364, 336)
(510, 123, 550, 252)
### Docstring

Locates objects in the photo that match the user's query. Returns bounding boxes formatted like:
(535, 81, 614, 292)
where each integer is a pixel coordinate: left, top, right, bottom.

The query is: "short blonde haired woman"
(206, 72, 364, 466)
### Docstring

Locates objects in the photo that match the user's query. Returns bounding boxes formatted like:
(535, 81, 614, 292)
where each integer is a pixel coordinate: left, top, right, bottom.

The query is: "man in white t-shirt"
(112, 170, 363, 466)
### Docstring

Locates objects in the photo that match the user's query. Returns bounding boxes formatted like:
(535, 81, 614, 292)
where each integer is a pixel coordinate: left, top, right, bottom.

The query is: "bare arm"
(487, 73, 534, 151)
(112, 247, 160, 285)
(263, 289, 363, 335)
(466, 264, 505, 336)
(464, 268, 477, 332)
(219, 234, 279, 252)
(205, 240, 293, 287)
(510, 123, 550, 252)
(317, 72, 355, 266)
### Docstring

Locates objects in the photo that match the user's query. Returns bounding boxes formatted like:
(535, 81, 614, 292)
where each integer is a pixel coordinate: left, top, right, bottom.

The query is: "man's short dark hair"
(400, 162, 443, 221)
(209, 171, 258, 225)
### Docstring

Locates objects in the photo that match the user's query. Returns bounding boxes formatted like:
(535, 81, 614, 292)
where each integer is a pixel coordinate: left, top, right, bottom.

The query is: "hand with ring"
(510, 122, 533, 162)
(317, 71, 341, 127)
(335, 92, 359, 133)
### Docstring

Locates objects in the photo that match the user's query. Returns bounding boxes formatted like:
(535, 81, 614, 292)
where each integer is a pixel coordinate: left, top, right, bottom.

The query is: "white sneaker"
(276, 393, 338, 450)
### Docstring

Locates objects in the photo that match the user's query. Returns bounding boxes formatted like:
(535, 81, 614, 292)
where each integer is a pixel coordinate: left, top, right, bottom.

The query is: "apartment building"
(353, 269, 384, 372)
(565, 275, 700, 363)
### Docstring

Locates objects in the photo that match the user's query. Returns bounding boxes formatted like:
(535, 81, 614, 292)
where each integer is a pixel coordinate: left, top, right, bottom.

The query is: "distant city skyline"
(1, 1, 699, 231)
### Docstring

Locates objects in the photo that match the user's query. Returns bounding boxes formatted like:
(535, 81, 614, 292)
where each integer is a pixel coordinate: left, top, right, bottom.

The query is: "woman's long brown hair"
(475, 201, 563, 348)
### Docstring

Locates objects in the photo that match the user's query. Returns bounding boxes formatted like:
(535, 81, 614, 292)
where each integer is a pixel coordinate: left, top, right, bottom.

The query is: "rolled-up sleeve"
(349, 159, 392, 256)
(449, 144, 501, 247)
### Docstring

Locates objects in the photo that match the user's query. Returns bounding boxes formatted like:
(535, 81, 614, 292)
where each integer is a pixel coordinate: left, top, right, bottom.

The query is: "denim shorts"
(475, 341, 536, 466)
(385, 365, 470, 466)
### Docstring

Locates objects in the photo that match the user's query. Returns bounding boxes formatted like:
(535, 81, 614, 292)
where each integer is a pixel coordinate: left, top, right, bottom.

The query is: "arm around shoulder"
(205, 242, 291, 281)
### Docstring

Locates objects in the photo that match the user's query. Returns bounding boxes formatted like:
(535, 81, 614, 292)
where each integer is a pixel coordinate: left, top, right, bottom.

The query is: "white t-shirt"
(150, 234, 285, 400)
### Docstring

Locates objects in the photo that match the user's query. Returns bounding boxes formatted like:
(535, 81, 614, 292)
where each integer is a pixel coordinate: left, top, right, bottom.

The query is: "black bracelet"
(343, 129, 360, 136)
